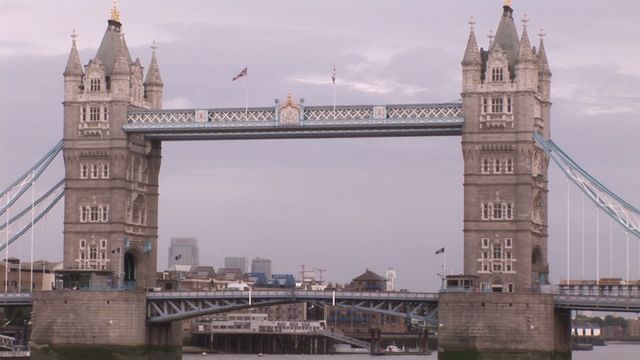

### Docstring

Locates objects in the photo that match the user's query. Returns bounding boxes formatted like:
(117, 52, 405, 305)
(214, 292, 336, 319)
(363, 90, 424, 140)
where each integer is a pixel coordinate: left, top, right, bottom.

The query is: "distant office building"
(251, 257, 272, 278)
(168, 237, 200, 267)
(224, 257, 248, 274)
(385, 268, 397, 292)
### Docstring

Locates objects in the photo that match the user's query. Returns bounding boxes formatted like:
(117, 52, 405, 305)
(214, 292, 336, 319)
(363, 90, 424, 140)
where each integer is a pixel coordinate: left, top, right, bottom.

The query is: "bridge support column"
(30, 291, 182, 360)
(438, 292, 571, 360)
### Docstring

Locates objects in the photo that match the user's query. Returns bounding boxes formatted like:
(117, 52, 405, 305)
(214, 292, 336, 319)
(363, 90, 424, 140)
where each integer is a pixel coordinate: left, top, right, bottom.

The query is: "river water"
(184, 343, 640, 359)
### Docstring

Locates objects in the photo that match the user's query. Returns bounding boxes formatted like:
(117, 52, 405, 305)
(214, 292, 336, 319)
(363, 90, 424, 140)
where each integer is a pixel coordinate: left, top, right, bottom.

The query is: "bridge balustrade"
(557, 284, 640, 297)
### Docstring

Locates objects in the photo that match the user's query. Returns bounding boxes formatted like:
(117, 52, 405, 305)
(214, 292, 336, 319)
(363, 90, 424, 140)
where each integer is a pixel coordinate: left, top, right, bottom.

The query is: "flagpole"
(333, 81, 336, 120)
(444, 249, 447, 278)
(332, 66, 336, 120)
(245, 72, 249, 120)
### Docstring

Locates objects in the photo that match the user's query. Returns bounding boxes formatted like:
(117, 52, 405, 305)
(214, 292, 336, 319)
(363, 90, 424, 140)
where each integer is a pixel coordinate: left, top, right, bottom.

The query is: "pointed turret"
(64, 31, 83, 76)
(490, 3, 520, 66)
(144, 43, 164, 110)
(516, 17, 535, 63)
(514, 17, 537, 91)
(537, 29, 552, 103)
(462, 20, 481, 66)
(110, 35, 131, 100)
(461, 18, 482, 92)
(95, 9, 132, 76)
(537, 31, 551, 75)
(112, 36, 131, 76)
(144, 43, 164, 86)
(64, 31, 83, 101)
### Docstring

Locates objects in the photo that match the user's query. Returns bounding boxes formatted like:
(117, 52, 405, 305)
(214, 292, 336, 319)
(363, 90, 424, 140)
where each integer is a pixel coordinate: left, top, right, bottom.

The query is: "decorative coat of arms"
(279, 94, 301, 126)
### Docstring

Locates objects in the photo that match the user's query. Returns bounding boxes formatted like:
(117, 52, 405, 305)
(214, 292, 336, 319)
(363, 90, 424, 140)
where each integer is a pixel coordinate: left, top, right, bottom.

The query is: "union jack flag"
(232, 67, 248, 81)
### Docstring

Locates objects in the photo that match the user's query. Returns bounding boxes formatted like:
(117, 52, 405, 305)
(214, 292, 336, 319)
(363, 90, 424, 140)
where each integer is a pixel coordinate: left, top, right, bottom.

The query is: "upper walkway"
(124, 102, 463, 140)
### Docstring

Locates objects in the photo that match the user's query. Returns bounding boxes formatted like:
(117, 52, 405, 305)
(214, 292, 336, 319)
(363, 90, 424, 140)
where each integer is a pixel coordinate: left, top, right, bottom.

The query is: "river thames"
(184, 343, 640, 359)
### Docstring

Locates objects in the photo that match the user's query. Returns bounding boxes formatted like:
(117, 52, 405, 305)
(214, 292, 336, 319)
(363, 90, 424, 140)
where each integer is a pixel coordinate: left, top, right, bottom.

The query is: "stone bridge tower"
(461, 3, 552, 292)
(61, 5, 163, 290)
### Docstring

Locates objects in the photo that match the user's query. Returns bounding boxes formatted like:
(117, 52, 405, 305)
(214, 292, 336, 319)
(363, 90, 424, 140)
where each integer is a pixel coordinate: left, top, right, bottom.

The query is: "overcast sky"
(1, 0, 639, 291)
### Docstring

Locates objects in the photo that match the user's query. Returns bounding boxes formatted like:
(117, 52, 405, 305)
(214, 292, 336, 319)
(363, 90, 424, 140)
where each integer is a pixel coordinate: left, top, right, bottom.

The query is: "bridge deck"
(124, 103, 463, 140)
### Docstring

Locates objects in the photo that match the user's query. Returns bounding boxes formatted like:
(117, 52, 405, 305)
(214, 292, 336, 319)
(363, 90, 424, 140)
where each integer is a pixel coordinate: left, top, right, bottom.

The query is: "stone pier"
(30, 291, 181, 360)
(438, 292, 571, 360)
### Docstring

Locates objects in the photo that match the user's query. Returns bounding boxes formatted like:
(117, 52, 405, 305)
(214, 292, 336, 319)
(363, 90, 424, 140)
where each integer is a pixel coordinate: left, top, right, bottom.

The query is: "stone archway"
(490, 276, 504, 293)
(124, 252, 137, 289)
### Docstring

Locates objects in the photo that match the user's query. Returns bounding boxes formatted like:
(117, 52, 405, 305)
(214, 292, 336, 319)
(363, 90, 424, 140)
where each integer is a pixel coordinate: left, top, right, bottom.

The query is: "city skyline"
(1, 1, 639, 291)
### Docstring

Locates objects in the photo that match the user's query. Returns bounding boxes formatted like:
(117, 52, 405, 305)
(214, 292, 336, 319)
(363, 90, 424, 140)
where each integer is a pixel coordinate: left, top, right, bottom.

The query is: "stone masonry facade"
(461, 4, 552, 292)
(62, 13, 164, 289)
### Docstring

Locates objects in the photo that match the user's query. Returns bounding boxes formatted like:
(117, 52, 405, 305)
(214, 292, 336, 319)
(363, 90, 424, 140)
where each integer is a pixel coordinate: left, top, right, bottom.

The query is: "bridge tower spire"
(460, 3, 552, 293)
(60, 4, 162, 291)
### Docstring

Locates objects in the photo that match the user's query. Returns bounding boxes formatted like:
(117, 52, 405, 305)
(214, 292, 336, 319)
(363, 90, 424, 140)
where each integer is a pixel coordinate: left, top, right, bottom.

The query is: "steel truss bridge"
(145, 290, 440, 323)
(3, 288, 640, 323)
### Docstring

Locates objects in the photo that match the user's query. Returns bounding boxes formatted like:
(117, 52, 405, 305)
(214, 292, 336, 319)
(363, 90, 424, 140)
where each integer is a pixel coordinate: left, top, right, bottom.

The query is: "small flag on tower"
(232, 67, 248, 81)
(435, 247, 445, 255)
(331, 66, 336, 84)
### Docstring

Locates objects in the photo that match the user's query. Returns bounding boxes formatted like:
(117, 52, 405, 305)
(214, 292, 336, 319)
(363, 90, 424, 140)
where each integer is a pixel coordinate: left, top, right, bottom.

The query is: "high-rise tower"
(61, 4, 164, 290)
(461, 3, 552, 292)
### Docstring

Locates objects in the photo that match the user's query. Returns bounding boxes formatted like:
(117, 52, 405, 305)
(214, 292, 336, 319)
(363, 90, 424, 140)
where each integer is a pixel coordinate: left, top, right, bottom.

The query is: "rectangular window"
(492, 263, 502, 272)
(505, 238, 513, 248)
(482, 251, 489, 259)
(493, 159, 502, 173)
(90, 78, 101, 92)
(89, 245, 98, 260)
(492, 245, 502, 260)
(506, 158, 514, 174)
(102, 163, 110, 178)
(482, 203, 491, 220)
(80, 207, 88, 223)
(492, 202, 502, 220)
(491, 97, 504, 113)
(91, 164, 99, 179)
(100, 239, 107, 249)
(482, 159, 491, 174)
(103, 106, 109, 122)
(90, 206, 99, 222)
(507, 96, 513, 113)
(482, 98, 489, 114)
(101, 206, 109, 222)
(506, 263, 513, 272)
(90, 107, 100, 122)
(79, 239, 86, 249)
(506, 203, 514, 220)
(506, 251, 512, 259)
(481, 238, 489, 248)
(80, 164, 89, 179)
(491, 67, 504, 82)
(507, 283, 514, 292)
(81, 107, 87, 122)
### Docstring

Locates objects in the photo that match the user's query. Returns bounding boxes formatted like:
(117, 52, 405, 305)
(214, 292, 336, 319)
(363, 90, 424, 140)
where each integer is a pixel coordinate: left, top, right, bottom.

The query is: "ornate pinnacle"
(522, 13, 530, 30)
(71, 29, 78, 43)
(538, 28, 546, 40)
(488, 29, 495, 46)
(151, 41, 158, 53)
(468, 16, 476, 30)
(110, 0, 121, 22)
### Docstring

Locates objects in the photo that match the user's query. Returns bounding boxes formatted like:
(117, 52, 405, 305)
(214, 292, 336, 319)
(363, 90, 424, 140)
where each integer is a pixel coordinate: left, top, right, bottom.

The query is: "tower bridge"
(1, 1, 639, 359)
